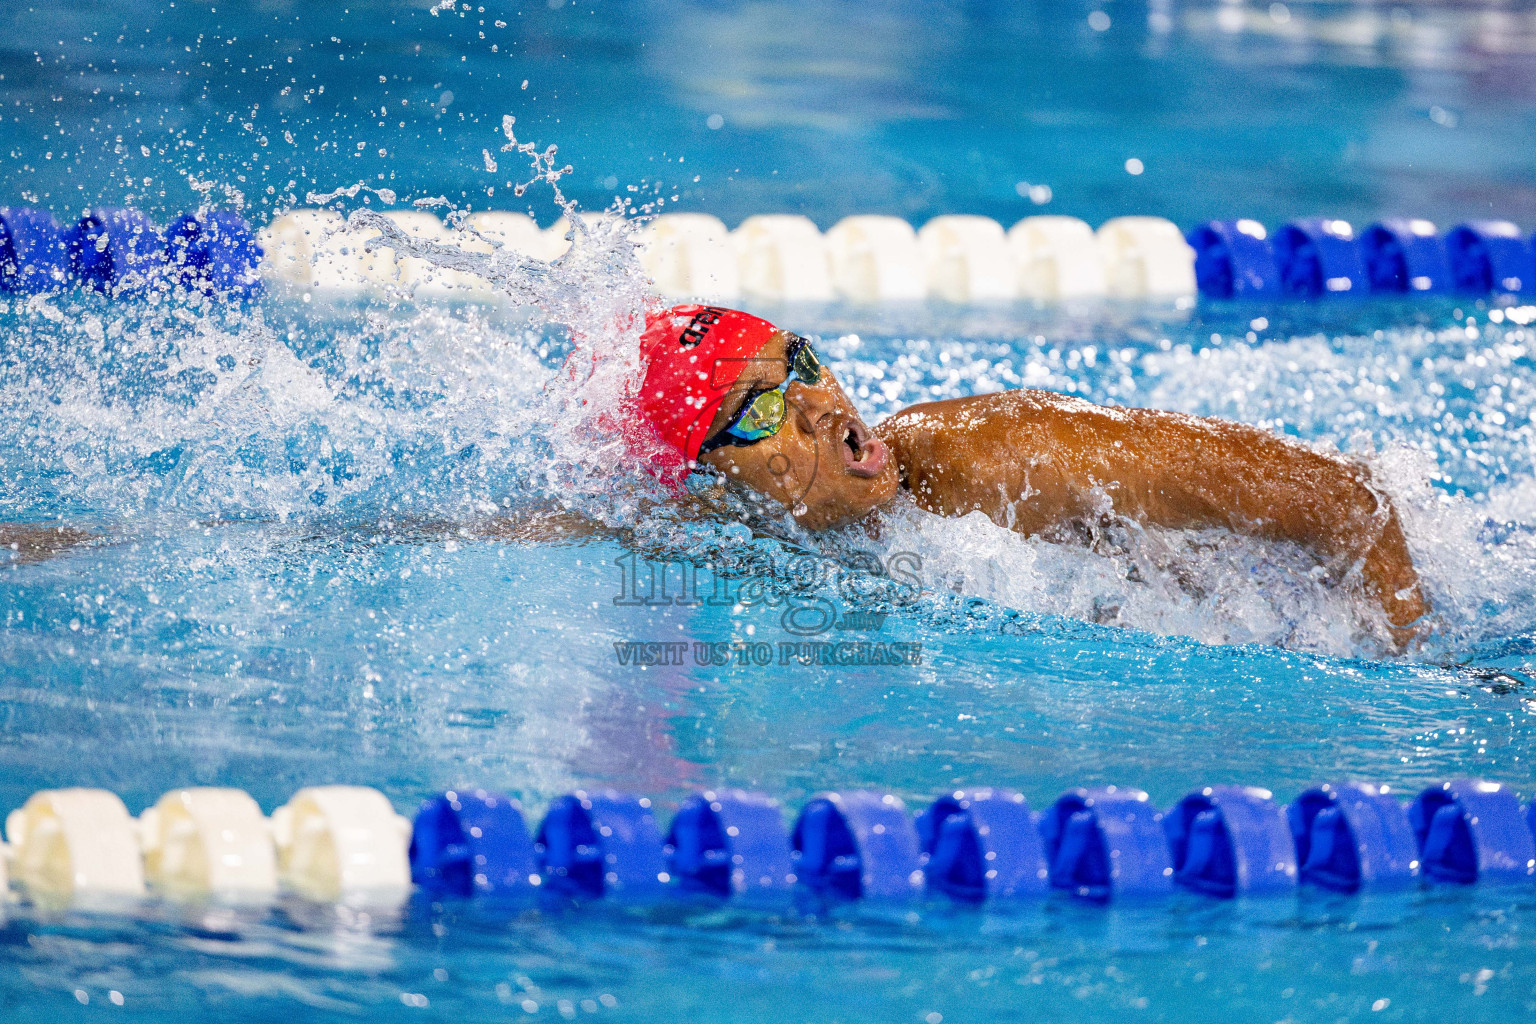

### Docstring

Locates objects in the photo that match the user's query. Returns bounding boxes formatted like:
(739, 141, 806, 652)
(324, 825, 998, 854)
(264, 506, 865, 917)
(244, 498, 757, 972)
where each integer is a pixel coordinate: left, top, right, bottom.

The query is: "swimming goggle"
(696, 334, 823, 456)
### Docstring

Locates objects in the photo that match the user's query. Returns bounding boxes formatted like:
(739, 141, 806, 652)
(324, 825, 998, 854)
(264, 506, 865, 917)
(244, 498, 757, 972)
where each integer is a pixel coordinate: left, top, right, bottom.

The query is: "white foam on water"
(0, 299, 559, 522)
(864, 498, 1386, 655)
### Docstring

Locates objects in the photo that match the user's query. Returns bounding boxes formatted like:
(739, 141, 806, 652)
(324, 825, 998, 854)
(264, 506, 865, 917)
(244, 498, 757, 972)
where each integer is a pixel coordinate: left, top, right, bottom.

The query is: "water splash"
(0, 126, 676, 527)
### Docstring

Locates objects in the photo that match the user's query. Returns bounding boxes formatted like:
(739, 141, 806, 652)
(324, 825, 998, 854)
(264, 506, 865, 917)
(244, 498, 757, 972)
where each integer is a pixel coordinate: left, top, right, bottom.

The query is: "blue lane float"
(165, 210, 262, 294)
(409, 789, 537, 897)
(1039, 786, 1174, 902)
(917, 788, 1049, 902)
(665, 789, 795, 900)
(1409, 779, 1536, 884)
(1360, 219, 1452, 294)
(791, 790, 924, 901)
(0, 205, 256, 297)
(1186, 219, 1281, 299)
(394, 779, 1536, 908)
(1273, 218, 1369, 298)
(479, 777, 1536, 907)
(0, 208, 69, 292)
(1182, 215, 1536, 300)
(1287, 781, 1420, 892)
(68, 207, 166, 294)
(1164, 785, 1297, 897)
(534, 790, 669, 900)
(1445, 221, 1535, 296)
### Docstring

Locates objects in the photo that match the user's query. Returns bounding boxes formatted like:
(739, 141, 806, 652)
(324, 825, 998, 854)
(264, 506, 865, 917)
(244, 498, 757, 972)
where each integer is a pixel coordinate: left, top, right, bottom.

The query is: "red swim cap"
(638, 304, 781, 464)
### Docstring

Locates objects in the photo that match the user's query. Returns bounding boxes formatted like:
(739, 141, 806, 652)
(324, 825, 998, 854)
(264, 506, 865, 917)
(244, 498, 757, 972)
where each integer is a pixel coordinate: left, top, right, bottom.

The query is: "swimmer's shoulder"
(877, 389, 1092, 442)
(876, 390, 1083, 491)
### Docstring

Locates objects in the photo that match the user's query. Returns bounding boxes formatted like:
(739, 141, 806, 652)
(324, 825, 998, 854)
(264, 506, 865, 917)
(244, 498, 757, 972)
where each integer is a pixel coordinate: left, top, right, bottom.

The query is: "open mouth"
(840, 420, 888, 478)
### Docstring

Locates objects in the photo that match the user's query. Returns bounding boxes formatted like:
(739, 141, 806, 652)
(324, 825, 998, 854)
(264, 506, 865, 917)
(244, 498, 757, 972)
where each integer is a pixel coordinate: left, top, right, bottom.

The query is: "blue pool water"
(3, 1, 1536, 1020)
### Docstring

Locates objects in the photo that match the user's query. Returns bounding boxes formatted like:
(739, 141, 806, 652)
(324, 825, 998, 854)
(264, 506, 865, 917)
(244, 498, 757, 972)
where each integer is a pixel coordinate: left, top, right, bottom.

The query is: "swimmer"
(637, 305, 1427, 646)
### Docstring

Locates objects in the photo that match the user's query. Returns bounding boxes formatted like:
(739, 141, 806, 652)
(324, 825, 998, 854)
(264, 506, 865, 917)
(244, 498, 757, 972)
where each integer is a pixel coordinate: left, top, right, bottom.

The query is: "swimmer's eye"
(787, 333, 822, 386)
(697, 334, 824, 456)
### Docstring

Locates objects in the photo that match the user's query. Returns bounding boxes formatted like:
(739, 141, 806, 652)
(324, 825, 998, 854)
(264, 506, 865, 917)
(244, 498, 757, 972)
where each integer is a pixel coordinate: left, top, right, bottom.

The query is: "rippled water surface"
(3, 1, 1536, 1021)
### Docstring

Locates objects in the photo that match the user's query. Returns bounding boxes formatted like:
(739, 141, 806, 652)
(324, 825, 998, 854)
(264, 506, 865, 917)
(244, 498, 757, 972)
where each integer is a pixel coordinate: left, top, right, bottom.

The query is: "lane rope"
(5, 206, 1535, 305)
(4, 778, 1532, 909)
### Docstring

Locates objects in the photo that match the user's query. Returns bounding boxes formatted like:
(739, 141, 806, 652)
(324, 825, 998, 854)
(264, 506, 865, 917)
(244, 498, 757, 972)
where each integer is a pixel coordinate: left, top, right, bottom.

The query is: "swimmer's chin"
(788, 477, 901, 531)
(694, 464, 899, 532)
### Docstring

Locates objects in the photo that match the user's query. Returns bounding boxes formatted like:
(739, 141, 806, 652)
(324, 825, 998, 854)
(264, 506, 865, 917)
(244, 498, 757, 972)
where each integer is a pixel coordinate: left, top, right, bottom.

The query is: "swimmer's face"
(698, 329, 899, 530)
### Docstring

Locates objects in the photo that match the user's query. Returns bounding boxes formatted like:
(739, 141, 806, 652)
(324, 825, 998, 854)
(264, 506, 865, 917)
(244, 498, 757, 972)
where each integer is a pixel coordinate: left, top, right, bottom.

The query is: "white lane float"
(1008, 216, 1108, 300)
(824, 215, 927, 302)
(257, 208, 336, 288)
(1095, 216, 1198, 299)
(635, 213, 741, 301)
(918, 215, 1015, 303)
(457, 211, 560, 297)
(256, 207, 1208, 305)
(732, 214, 835, 302)
(460, 211, 555, 260)
(258, 208, 393, 293)
(139, 787, 277, 898)
(544, 211, 629, 261)
(5, 788, 145, 898)
(381, 209, 482, 298)
(270, 786, 412, 902)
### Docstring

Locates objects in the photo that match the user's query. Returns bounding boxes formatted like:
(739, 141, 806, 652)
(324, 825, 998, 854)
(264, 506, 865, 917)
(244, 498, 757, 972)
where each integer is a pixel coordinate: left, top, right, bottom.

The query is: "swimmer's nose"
(788, 379, 839, 433)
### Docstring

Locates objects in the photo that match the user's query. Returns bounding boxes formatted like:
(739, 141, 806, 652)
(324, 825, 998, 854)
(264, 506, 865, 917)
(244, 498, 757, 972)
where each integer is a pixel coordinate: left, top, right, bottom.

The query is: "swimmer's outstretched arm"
(0, 524, 95, 567)
(878, 390, 1426, 643)
(473, 492, 748, 546)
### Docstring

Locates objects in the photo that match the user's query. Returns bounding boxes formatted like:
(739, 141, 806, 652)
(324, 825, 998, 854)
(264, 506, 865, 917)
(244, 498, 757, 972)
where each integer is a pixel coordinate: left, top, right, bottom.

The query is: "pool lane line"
(4, 778, 1534, 911)
(5, 206, 1536, 306)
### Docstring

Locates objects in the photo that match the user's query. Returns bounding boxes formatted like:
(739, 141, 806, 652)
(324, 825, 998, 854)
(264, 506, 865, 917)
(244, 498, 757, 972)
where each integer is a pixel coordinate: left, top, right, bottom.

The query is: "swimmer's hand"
(1356, 514, 1428, 648)
(878, 390, 1428, 648)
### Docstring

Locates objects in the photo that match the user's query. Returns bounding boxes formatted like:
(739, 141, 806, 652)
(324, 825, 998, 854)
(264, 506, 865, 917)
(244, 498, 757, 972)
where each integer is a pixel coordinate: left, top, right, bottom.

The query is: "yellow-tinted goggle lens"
(735, 388, 787, 438)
